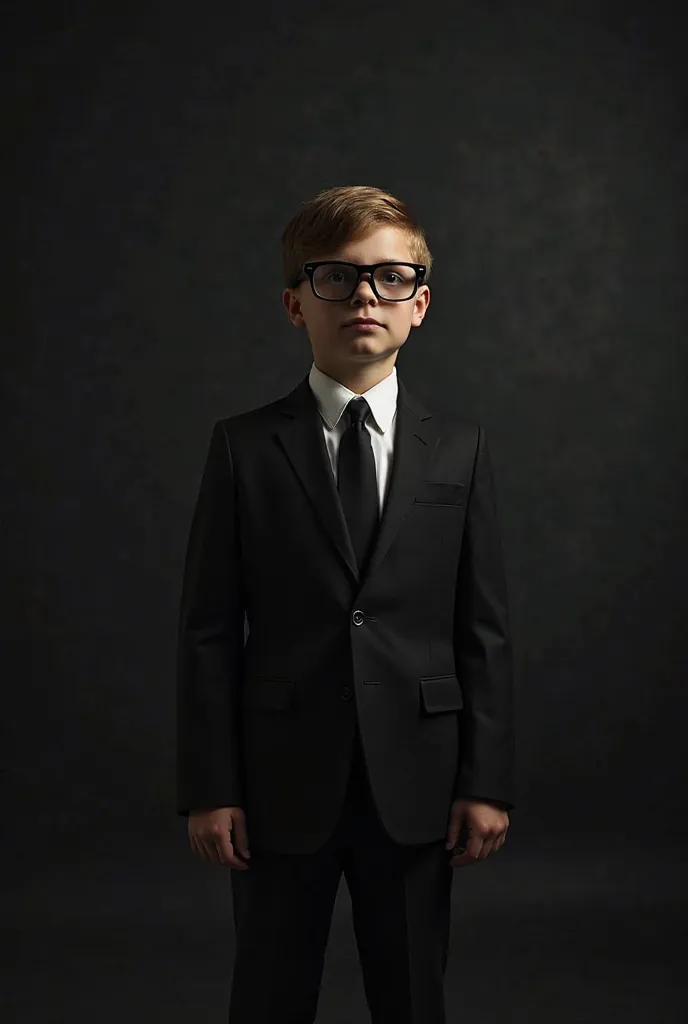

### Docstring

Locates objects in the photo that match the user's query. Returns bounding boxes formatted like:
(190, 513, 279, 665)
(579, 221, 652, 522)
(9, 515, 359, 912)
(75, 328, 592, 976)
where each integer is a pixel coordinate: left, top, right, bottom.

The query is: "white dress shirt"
(307, 361, 398, 517)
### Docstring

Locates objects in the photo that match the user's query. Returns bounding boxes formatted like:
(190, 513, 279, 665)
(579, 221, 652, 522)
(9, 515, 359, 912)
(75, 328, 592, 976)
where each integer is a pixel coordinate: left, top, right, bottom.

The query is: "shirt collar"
(308, 361, 398, 434)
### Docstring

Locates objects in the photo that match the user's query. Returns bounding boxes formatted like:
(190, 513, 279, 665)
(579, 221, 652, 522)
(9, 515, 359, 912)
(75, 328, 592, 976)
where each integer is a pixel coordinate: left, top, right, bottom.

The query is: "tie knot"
(347, 397, 370, 426)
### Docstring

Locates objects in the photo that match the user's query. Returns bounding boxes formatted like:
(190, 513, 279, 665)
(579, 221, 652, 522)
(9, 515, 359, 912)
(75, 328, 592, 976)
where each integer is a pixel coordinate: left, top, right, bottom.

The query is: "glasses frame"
(293, 260, 427, 302)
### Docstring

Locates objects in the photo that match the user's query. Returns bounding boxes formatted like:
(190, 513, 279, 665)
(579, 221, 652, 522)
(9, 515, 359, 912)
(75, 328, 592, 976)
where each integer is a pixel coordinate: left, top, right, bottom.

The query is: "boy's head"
(281, 186, 432, 388)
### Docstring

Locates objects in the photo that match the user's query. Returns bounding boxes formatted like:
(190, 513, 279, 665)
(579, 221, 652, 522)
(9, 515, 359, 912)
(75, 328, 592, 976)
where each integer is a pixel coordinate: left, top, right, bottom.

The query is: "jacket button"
(352, 609, 364, 626)
(341, 686, 352, 700)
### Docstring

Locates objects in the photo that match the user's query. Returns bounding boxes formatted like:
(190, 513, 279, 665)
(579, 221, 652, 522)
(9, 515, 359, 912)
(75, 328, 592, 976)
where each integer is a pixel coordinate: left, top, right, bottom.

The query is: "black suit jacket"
(176, 372, 515, 854)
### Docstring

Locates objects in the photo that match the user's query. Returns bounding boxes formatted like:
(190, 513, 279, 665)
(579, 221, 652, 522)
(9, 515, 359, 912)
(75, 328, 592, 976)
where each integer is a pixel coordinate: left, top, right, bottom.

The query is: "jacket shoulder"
(431, 410, 482, 443)
(212, 392, 286, 438)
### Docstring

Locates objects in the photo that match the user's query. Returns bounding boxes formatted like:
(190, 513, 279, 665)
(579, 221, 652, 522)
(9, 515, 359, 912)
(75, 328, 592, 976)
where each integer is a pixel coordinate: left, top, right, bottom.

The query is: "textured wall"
(6, 2, 687, 844)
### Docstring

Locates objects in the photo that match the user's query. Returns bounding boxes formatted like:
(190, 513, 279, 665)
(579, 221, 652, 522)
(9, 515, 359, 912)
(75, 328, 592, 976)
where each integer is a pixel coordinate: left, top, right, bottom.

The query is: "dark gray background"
(5, 2, 687, 1021)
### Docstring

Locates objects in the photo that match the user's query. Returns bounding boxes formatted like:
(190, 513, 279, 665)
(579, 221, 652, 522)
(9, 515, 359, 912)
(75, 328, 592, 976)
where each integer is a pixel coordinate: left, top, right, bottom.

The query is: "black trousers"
(228, 723, 454, 1023)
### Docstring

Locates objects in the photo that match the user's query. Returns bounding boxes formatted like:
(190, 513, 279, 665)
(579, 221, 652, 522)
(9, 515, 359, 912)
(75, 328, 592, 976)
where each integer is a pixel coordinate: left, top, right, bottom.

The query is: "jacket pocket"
(419, 673, 464, 714)
(413, 481, 465, 506)
(242, 677, 295, 711)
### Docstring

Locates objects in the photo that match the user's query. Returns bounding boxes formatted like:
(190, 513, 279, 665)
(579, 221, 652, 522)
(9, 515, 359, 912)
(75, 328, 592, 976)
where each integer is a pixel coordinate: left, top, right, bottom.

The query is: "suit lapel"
(273, 372, 440, 590)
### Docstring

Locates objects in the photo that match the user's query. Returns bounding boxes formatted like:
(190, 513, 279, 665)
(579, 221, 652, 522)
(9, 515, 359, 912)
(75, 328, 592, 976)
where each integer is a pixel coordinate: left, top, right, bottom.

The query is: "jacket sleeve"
(176, 420, 246, 817)
(452, 425, 516, 811)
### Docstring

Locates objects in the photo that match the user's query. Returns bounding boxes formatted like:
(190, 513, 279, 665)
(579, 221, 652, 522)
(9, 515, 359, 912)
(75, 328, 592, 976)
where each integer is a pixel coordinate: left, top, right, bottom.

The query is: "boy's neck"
(314, 356, 397, 396)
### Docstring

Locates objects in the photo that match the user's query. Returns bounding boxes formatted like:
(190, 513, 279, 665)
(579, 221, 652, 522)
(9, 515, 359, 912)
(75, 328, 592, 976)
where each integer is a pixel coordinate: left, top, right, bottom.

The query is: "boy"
(176, 184, 515, 1023)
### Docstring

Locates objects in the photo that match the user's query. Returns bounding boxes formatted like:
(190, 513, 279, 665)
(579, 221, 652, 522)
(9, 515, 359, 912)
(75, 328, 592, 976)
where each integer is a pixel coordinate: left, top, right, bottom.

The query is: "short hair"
(281, 184, 433, 289)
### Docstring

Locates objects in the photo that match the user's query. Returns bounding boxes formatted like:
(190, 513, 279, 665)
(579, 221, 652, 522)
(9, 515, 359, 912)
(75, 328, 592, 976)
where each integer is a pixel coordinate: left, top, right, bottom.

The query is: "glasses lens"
(311, 263, 417, 300)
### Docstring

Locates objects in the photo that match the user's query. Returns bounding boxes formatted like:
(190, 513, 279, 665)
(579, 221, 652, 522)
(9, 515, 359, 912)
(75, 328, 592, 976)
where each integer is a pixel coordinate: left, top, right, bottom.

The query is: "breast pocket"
(413, 480, 465, 506)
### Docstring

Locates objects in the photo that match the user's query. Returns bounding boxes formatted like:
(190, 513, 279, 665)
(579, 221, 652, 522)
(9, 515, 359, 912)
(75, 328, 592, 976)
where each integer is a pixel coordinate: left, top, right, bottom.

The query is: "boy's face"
(282, 225, 430, 377)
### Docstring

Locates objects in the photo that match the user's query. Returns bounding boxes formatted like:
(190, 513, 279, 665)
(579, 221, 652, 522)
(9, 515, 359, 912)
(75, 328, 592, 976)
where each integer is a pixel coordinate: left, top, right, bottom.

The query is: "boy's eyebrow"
(326, 257, 408, 264)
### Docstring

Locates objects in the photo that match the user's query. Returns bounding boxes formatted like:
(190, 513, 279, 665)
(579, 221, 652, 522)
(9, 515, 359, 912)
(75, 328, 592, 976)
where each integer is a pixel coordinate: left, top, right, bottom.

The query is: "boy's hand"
(445, 798, 509, 867)
(188, 806, 251, 869)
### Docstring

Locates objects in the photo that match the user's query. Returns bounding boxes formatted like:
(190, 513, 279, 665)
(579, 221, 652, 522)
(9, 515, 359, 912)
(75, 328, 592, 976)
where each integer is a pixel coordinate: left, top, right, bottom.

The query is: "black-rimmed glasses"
(292, 261, 426, 302)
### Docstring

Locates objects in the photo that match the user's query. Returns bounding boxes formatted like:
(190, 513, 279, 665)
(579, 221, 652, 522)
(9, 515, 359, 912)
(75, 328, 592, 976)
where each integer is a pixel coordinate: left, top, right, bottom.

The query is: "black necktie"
(337, 396, 380, 574)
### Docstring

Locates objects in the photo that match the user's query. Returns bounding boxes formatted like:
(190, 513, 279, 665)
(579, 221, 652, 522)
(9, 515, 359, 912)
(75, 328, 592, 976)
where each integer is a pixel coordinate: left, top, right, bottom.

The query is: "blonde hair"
(281, 185, 433, 289)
